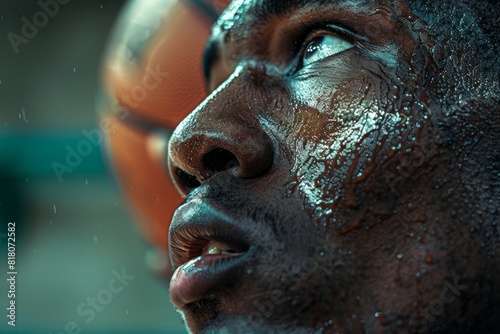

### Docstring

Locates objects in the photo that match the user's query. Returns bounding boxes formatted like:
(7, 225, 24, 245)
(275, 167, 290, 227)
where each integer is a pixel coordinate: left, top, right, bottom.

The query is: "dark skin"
(167, 0, 500, 332)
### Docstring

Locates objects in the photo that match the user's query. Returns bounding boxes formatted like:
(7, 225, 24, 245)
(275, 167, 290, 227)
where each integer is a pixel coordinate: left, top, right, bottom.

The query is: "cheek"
(281, 70, 432, 227)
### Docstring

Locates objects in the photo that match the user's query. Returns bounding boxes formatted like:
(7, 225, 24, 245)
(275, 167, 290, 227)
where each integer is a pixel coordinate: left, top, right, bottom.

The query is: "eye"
(301, 32, 354, 67)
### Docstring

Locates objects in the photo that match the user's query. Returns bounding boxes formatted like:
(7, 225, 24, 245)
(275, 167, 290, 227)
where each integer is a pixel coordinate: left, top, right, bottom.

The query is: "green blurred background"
(0, 0, 185, 333)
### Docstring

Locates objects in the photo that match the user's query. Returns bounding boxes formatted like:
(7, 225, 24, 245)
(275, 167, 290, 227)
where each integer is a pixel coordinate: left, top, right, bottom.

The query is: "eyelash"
(293, 22, 359, 72)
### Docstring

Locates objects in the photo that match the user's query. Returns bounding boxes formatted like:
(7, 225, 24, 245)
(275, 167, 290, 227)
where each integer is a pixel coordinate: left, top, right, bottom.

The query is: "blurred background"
(0, 0, 186, 332)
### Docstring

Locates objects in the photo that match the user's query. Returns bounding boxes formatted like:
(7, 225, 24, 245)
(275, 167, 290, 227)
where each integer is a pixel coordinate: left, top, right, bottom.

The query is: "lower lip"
(169, 252, 247, 308)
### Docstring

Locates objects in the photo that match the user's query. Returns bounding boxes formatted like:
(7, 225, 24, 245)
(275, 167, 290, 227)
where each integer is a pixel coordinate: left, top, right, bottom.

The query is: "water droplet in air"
(20, 108, 28, 123)
(93, 236, 98, 243)
(396, 253, 404, 260)
(53, 205, 57, 213)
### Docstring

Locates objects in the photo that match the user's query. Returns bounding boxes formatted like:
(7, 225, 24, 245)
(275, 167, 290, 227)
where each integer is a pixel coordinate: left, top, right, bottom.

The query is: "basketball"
(99, 0, 229, 252)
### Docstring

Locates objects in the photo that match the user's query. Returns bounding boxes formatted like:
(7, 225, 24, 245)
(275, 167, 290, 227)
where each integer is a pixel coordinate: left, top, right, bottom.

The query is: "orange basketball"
(99, 0, 230, 253)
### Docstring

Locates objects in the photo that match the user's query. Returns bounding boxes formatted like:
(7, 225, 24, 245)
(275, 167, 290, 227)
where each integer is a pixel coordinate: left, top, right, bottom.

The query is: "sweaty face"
(167, 0, 500, 333)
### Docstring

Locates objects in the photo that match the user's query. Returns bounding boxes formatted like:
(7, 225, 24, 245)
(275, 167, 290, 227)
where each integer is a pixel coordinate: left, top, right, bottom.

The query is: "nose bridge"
(201, 65, 256, 128)
(178, 63, 263, 134)
(168, 63, 275, 193)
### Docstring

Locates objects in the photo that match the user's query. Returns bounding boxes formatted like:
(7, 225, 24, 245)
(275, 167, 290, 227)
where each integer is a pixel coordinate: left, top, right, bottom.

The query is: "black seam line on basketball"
(182, 0, 220, 22)
(112, 108, 174, 136)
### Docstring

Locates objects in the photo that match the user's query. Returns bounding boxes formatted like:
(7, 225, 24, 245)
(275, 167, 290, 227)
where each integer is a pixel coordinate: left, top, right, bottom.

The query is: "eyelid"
(322, 24, 361, 42)
(293, 23, 363, 72)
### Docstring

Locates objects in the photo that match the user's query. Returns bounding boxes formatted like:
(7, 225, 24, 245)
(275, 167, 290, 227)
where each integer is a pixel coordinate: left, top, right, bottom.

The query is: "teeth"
(202, 241, 237, 256)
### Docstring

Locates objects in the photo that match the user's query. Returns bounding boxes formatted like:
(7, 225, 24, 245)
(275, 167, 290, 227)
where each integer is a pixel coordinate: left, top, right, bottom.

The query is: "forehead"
(217, 0, 436, 22)
(215, 0, 465, 33)
(220, 0, 381, 24)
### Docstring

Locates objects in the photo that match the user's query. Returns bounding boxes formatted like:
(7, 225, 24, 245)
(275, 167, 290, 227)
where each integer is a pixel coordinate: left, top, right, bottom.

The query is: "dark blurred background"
(0, 0, 185, 333)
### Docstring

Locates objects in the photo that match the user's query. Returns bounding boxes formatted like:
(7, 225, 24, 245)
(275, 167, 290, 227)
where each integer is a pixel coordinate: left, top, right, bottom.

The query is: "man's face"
(166, 0, 499, 332)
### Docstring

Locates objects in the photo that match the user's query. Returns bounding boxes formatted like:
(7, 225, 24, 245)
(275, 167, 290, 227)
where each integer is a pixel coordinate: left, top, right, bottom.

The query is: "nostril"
(169, 126, 274, 189)
(174, 167, 201, 192)
(202, 148, 239, 176)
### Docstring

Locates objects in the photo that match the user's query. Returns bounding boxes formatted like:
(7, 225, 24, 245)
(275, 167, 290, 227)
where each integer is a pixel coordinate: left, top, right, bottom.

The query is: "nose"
(168, 66, 275, 195)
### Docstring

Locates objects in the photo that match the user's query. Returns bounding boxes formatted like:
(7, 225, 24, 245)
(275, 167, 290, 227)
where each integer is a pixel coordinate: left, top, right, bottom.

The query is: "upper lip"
(168, 197, 253, 269)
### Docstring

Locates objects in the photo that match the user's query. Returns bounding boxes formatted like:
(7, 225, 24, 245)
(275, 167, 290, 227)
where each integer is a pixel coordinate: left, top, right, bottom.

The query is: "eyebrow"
(255, 0, 310, 18)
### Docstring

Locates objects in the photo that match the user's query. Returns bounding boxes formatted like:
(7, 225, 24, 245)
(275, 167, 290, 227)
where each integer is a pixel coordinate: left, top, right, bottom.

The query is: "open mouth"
(168, 199, 253, 308)
(202, 240, 243, 255)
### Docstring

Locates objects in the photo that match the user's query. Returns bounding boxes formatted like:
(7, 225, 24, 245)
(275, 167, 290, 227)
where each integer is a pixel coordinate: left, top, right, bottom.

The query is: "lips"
(168, 197, 254, 308)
